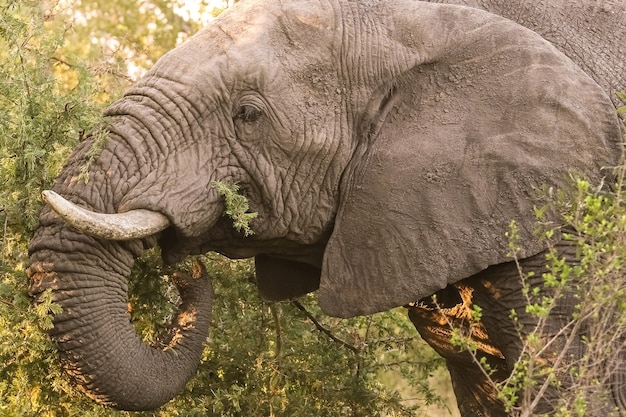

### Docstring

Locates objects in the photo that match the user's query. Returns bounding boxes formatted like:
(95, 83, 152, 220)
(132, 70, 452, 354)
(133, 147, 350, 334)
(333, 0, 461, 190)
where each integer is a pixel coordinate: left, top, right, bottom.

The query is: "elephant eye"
(235, 105, 263, 123)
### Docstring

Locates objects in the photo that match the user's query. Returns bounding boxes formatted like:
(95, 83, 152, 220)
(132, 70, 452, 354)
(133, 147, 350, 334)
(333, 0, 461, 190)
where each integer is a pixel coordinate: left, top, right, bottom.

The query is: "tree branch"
(270, 304, 282, 358)
(291, 300, 359, 355)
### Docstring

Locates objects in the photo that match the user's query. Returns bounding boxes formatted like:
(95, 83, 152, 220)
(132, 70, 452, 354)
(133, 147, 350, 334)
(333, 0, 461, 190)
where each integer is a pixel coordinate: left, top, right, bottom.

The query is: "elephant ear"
(318, 4, 620, 318)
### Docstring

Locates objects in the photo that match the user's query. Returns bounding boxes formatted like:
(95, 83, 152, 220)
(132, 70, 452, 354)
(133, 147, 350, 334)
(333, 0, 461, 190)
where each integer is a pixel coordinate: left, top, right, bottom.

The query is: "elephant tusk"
(42, 190, 171, 241)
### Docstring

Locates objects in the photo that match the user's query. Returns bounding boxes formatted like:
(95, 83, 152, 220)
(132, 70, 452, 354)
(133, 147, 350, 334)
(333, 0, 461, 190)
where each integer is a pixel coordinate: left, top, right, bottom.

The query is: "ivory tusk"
(42, 190, 171, 241)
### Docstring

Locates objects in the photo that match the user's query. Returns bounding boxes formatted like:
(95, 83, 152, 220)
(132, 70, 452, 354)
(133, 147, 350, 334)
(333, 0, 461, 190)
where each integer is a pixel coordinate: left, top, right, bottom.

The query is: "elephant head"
(28, 0, 622, 410)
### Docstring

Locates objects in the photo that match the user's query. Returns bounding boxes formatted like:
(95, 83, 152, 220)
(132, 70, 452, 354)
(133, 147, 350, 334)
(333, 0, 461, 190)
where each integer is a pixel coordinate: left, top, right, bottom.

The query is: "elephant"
(27, 0, 624, 414)
(424, 0, 626, 108)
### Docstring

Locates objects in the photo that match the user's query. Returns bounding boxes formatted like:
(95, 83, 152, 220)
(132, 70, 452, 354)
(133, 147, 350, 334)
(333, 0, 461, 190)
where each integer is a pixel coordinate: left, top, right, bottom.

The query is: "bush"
(449, 168, 626, 416)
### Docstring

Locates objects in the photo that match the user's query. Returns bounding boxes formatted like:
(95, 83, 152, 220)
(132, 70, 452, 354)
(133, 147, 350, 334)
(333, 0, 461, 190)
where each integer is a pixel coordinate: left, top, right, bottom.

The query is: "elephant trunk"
(28, 214, 212, 411)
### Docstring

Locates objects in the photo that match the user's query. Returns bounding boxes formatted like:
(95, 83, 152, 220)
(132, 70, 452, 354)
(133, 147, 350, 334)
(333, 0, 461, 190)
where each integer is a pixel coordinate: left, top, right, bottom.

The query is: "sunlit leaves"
(458, 168, 626, 416)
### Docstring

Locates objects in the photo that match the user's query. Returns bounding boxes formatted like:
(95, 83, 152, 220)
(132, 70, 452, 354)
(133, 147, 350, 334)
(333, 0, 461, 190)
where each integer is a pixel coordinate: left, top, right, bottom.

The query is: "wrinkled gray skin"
(28, 0, 623, 413)
(426, 0, 626, 107)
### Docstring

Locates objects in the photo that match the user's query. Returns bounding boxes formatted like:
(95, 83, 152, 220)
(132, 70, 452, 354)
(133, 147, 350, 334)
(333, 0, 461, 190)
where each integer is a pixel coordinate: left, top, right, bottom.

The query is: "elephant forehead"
(154, 0, 337, 95)
(212, 4, 275, 46)
(209, 0, 335, 47)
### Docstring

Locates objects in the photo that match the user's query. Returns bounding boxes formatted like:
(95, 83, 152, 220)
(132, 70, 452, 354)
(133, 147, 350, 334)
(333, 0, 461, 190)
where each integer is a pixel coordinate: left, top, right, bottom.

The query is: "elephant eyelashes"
(233, 102, 267, 140)
(235, 105, 263, 123)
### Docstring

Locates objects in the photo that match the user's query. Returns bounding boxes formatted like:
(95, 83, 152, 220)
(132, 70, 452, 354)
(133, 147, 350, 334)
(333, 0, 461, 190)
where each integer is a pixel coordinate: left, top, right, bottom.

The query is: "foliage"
(449, 165, 626, 416)
(211, 181, 258, 237)
(512, 174, 626, 417)
(0, 1, 451, 416)
(0, 0, 102, 235)
(166, 254, 448, 417)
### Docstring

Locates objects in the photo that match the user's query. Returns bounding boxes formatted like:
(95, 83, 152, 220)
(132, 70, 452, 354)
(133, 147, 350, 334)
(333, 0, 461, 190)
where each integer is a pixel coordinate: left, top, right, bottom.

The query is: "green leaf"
(211, 180, 258, 236)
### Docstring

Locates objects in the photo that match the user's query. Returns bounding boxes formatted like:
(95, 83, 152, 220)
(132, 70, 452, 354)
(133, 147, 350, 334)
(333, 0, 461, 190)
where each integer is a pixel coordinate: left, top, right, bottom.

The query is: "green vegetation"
(514, 175, 626, 417)
(450, 170, 626, 416)
(127, 251, 449, 417)
(0, 1, 449, 416)
(211, 181, 258, 236)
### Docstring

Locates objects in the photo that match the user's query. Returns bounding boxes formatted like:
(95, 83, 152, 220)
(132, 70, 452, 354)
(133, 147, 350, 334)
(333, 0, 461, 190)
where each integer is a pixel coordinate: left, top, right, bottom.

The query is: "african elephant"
(424, 0, 626, 107)
(27, 0, 623, 413)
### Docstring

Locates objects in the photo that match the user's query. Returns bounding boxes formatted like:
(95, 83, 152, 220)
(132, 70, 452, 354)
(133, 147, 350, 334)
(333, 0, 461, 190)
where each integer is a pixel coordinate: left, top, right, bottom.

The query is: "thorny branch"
(291, 300, 360, 355)
(270, 304, 282, 358)
(1, 210, 7, 266)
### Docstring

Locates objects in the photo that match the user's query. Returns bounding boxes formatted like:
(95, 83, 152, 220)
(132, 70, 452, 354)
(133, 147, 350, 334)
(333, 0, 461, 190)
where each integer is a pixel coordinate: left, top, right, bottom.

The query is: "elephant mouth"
(41, 189, 271, 264)
(41, 187, 326, 271)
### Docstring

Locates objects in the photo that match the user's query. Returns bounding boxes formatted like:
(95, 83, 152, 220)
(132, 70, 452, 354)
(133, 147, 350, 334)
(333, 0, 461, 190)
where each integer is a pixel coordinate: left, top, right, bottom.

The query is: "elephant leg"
(411, 238, 625, 416)
(474, 253, 626, 415)
(408, 285, 510, 417)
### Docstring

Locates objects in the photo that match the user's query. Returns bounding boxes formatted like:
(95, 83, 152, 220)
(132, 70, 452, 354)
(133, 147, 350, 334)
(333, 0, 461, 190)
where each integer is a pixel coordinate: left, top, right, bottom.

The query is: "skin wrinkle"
(152, 83, 206, 146)
(107, 139, 149, 208)
(107, 94, 173, 157)
(103, 125, 165, 208)
(298, 142, 346, 239)
(334, 1, 354, 112)
(271, 53, 343, 236)
(280, 118, 334, 235)
(229, 141, 280, 229)
(112, 73, 231, 236)
(351, 4, 364, 88)
(298, 127, 334, 208)
(376, 11, 398, 88)
(227, 84, 291, 237)
(214, 15, 347, 244)
(144, 73, 198, 107)
(107, 117, 154, 170)
(68, 313, 122, 360)
(132, 76, 212, 153)
(30, 222, 129, 277)
(40, 231, 210, 409)
(54, 298, 122, 332)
